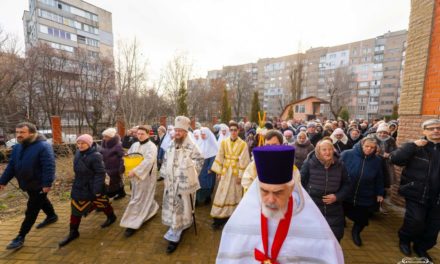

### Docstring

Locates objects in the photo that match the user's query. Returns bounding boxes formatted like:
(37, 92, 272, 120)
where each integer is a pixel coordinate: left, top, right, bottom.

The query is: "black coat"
(390, 139, 440, 204)
(100, 135, 125, 193)
(71, 144, 106, 201)
(300, 153, 351, 240)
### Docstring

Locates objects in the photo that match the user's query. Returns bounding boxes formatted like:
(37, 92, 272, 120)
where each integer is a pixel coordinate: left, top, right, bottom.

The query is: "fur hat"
(76, 134, 93, 147)
(102, 128, 117, 138)
(376, 123, 389, 133)
(174, 116, 191, 131)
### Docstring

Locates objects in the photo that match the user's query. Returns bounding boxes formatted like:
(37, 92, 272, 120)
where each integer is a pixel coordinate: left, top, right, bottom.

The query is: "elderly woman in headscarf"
(331, 128, 353, 154)
(100, 128, 125, 199)
(217, 123, 230, 146)
(300, 139, 351, 242)
(294, 131, 315, 170)
(193, 129, 201, 142)
(196, 127, 219, 205)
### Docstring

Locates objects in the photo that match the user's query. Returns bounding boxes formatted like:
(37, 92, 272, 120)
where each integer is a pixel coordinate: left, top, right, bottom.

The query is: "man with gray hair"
(390, 119, 440, 261)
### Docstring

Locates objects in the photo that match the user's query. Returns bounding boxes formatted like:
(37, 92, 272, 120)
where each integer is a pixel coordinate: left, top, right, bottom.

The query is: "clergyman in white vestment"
(216, 145, 344, 264)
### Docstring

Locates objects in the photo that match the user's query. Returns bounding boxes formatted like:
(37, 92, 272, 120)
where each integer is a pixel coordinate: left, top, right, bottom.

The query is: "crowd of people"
(0, 116, 439, 263)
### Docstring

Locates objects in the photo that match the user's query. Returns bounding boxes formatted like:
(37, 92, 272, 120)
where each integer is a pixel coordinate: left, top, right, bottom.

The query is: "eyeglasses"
(425, 127, 440, 131)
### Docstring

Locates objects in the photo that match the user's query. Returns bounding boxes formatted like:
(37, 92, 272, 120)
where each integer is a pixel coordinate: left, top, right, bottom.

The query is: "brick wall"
(399, 0, 435, 115)
(422, 0, 440, 115)
(392, 0, 438, 206)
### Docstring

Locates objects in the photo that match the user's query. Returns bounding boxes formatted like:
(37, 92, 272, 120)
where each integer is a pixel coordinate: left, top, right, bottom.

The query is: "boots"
(351, 224, 364, 247)
(101, 213, 116, 228)
(59, 228, 79, 247)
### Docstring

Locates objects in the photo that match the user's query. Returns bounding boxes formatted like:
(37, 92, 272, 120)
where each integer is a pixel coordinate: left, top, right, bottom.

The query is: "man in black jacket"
(390, 119, 440, 261)
(0, 122, 57, 250)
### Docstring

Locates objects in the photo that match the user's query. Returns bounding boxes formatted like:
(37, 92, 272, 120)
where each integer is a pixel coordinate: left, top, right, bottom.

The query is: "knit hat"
(333, 128, 345, 135)
(376, 123, 389, 133)
(102, 128, 117, 138)
(307, 122, 316, 128)
(253, 145, 295, 184)
(174, 116, 191, 131)
(76, 134, 93, 147)
(283, 130, 293, 137)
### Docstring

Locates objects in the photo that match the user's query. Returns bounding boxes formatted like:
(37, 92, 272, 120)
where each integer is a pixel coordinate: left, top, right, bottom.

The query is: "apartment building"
(191, 30, 407, 120)
(23, 0, 113, 59)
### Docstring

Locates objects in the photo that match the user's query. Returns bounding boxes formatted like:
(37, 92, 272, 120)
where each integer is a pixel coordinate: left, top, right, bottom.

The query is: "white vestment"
(160, 136, 204, 242)
(216, 180, 344, 264)
(120, 141, 159, 229)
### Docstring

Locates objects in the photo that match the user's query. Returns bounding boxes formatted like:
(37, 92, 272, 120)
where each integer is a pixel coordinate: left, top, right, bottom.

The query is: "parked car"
(5, 130, 77, 148)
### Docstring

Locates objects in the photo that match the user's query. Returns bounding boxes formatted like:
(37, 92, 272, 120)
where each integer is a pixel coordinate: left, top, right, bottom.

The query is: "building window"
(295, 104, 305, 113)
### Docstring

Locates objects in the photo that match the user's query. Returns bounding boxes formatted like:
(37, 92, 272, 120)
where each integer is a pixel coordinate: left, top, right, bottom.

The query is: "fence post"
(51, 116, 62, 144)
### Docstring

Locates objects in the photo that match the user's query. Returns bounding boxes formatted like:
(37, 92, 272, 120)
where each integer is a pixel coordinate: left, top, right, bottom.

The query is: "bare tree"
(115, 38, 171, 126)
(161, 51, 192, 116)
(35, 44, 70, 125)
(223, 68, 253, 120)
(115, 38, 148, 126)
(0, 27, 24, 131)
(326, 67, 351, 119)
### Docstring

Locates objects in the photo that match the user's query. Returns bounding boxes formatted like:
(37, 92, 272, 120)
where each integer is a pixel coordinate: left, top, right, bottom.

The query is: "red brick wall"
(422, 0, 440, 115)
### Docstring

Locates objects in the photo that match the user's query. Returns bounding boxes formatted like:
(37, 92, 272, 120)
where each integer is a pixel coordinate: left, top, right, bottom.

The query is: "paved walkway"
(0, 182, 439, 264)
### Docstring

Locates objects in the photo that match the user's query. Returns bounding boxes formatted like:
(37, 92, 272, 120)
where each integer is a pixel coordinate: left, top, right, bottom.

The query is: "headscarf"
(160, 125, 174, 151)
(315, 140, 335, 169)
(199, 127, 219, 159)
(330, 128, 348, 144)
(217, 123, 230, 146)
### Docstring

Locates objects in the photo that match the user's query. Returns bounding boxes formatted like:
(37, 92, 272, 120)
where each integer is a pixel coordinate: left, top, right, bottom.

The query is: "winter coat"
(307, 132, 322, 147)
(294, 140, 314, 170)
(100, 135, 125, 193)
(71, 143, 106, 201)
(341, 143, 384, 207)
(375, 135, 397, 188)
(300, 153, 351, 240)
(390, 139, 440, 204)
(333, 140, 353, 154)
(0, 134, 55, 191)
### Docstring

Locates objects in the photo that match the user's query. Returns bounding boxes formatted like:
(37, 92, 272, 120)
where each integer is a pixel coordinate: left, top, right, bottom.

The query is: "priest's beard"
(174, 136, 186, 146)
(261, 202, 287, 221)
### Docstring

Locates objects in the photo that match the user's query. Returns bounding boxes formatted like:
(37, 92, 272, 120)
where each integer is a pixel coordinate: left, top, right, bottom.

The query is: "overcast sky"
(0, 0, 410, 81)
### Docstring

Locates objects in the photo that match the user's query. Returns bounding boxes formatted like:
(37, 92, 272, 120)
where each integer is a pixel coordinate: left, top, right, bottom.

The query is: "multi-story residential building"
(22, 0, 114, 128)
(256, 54, 304, 118)
(23, 0, 113, 58)
(192, 30, 407, 120)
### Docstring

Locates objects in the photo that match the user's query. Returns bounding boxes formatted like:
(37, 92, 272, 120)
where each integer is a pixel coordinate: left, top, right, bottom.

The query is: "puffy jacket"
(341, 143, 384, 206)
(390, 139, 440, 204)
(0, 134, 55, 191)
(71, 143, 106, 200)
(300, 153, 351, 240)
